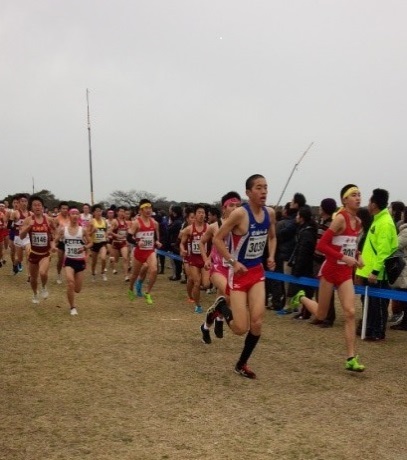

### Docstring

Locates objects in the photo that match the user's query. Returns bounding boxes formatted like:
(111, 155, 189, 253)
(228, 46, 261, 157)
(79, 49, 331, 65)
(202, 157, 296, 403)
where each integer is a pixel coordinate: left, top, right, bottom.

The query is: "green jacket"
(356, 208, 398, 280)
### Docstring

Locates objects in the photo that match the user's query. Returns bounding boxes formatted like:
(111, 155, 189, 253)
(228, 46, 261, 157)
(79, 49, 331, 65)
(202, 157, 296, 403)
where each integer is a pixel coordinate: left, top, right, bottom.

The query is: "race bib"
(66, 245, 82, 257)
(94, 229, 106, 242)
(338, 239, 357, 265)
(32, 232, 48, 247)
(244, 234, 267, 259)
(191, 240, 201, 254)
(117, 229, 127, 240)
(139, 231, 154, 250)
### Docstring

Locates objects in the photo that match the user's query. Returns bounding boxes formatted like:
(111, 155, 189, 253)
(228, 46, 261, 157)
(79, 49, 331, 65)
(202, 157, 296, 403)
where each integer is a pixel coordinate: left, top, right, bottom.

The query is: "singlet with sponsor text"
(64, 226, 85, 260)
(135, 217, 155, 250)
(15, 210, 30, 236)
(92, 218, 107, 243)
(114, 219, 129, 241)
(210, 220, 231, 267)
(188, 222, 208, 256)
(29, 216, 52, 254)
(326, 209, 360, 265)
(230, 203, 270, 268)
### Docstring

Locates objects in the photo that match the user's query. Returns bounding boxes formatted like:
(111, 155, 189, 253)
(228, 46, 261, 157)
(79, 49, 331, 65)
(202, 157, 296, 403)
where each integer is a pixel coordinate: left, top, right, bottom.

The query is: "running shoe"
(124, 276, 130, 282)
(194, 305, 203, 314)
(102, 274, 108, 282)
(234, 363, 256, 379)
(389, 312, 404, 324)
(41, 288, 49, 299)
(144, 293, 153, 305)
(276, 307, 293, 316)
(136, 280, 143, 297)
(32, 293, 40, 304)
(113, 270, 118, 275)
(56, 274, 63, 285)
(128, 289, 136, 301)
(70, 307, 78, 316)
(13, 264, 19, 275)
(290, 290, 306, 309)
(200, 323, 211, 344)
(345, 355, 365, 372)
(206, 296, 227, 325)
(18, 262, 23, 272)
(214, 319, 224, 338)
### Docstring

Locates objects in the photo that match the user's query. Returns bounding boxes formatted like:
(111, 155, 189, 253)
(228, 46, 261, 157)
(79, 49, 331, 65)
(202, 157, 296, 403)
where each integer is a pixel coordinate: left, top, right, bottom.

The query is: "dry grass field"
(1, 257, 407, 460)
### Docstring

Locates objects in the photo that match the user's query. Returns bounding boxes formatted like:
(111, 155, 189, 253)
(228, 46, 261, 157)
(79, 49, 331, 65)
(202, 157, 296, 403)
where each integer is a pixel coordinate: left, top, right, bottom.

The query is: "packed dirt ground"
(1, 259, 407, 460)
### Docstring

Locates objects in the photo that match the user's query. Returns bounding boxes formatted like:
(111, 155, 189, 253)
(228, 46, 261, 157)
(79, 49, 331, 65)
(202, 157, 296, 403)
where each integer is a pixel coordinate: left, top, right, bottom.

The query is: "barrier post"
(361, 285, 368, 340)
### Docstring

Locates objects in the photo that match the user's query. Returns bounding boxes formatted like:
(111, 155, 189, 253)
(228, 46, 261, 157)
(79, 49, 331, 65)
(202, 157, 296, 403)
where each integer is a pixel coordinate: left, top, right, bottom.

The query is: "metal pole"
(86, 89, 95, 205)
(275, 142, 314, 207)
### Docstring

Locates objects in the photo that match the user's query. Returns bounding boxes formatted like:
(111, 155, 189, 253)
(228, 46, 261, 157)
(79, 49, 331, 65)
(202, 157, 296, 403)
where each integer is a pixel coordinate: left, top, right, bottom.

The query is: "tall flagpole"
(86, 89, 95, 206)
(275, 142, 314, 207)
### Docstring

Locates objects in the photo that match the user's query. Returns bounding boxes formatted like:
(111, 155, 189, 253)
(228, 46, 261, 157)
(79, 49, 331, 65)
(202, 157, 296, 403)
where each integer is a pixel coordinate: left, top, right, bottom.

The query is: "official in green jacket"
(356, 188, 398, 340)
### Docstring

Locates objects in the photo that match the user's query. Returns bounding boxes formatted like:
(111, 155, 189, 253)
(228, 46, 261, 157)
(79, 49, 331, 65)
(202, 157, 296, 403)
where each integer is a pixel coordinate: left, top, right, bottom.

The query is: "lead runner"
(208, 174, 276, 379)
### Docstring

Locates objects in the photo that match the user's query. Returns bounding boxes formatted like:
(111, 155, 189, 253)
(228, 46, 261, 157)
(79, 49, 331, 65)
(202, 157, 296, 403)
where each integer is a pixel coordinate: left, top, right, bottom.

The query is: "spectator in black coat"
(166, 205, 183, 280)
(279, 205, 317, 317)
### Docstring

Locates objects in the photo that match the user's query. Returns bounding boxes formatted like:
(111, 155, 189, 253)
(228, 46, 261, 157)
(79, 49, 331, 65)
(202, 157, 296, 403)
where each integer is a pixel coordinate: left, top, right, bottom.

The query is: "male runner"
(127, 199, 161, 305)
(55, 208, 93, 315)
(179, 204, 210, 313)
(199, 192, 242, 343)
(54, 202, 70, 284)
(209, 174, 276, 379)
(19, 196, 56, 303)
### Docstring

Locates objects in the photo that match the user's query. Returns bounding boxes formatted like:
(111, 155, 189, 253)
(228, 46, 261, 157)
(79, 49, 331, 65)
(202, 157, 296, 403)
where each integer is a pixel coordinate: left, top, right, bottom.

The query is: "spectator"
(310, 198, 338, 327)
(389, 210, 407, 330)
(276, 193, 307, 308)
(280, 205, 317, 318)
(355, 188, 398, 341)
(166, 205, 183, 280)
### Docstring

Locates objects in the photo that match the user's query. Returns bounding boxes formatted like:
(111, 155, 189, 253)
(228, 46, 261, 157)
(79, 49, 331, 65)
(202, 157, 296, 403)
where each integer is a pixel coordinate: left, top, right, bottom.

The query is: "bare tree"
(106, 190, 167, 207)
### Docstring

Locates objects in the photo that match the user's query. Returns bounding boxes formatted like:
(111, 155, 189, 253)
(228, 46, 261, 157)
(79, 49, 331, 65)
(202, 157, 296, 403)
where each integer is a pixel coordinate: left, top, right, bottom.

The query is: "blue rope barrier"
(156, 249, 407, 301)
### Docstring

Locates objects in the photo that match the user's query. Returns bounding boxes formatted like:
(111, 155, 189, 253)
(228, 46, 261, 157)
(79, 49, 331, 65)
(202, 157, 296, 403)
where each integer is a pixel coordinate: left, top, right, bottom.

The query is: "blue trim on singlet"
(233, 203, 270, 268)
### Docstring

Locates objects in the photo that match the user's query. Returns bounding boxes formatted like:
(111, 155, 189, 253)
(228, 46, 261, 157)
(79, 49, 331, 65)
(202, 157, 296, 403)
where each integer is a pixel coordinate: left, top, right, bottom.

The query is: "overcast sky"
(1, 0, 406, 207)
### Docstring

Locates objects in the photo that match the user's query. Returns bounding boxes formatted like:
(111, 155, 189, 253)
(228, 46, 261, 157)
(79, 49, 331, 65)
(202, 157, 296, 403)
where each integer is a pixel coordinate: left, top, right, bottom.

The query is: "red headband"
(223, 198, 240, 207)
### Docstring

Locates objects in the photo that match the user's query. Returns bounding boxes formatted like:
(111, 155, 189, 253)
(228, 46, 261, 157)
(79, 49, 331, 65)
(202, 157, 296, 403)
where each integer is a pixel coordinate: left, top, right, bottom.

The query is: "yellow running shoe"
(345, 355, 365, 372)
(145, 293, 153, 305)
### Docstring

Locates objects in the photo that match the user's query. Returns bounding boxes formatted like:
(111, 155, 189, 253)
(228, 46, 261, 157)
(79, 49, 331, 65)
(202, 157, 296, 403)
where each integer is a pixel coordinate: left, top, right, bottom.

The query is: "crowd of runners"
(2, 175, 406, 379)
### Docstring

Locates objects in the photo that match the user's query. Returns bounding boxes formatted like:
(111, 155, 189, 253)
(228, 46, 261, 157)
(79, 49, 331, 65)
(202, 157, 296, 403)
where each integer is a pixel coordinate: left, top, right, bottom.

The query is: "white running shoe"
(32, 293, 40, 304)
(70, 307, 78, 316)
(113, 269, 118, 275)
(56, 275, 62, 285)
(102, 274, 108, 282)
(41, 287, 49, 299)
(124, 276, 129, 282)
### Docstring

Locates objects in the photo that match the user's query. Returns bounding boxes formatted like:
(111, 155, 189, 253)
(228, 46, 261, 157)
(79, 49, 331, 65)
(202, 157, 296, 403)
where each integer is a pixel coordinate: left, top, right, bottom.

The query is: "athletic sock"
(237, 332, 260, 368)
(220, 303, 233, 324)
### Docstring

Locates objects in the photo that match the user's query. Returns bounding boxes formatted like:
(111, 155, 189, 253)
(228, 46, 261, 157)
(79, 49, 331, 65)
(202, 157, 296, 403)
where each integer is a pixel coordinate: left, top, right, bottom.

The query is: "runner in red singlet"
(19, 196, 56, 304)
(290, 184, 366, 372)
(109, 206, 130, 282)
(179, 204, 210, 313)
(127, 199, 162, 305)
